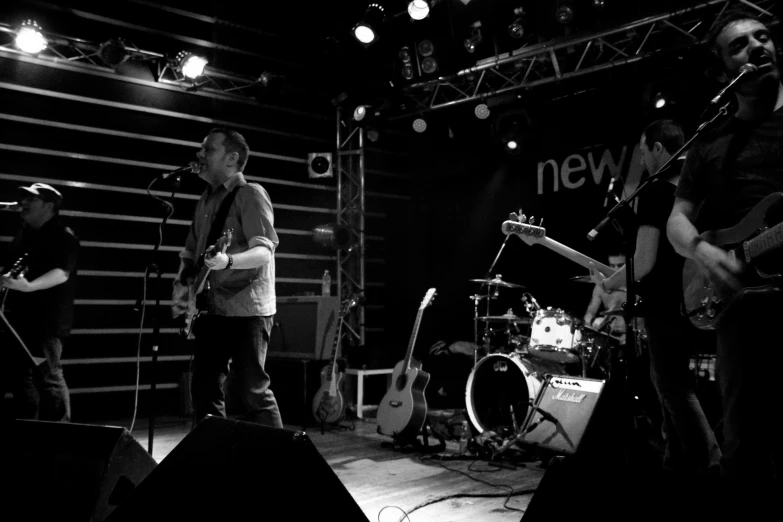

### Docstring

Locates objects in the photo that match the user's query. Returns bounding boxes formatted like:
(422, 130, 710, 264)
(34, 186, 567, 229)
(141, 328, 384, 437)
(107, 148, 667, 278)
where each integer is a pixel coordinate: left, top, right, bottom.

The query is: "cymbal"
(469, 277, 525, 289)
(478, 314, 533, 324)
(569, 275, 594, 284)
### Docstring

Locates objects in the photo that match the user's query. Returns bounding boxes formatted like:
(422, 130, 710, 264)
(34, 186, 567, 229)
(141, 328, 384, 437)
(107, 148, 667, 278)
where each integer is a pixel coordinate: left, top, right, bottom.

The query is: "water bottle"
(321, 270, 331, 296)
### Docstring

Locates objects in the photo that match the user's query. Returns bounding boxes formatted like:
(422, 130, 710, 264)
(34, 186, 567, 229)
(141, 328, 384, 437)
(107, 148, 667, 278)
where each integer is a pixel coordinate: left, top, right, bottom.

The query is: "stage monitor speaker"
(269, 296, 339, 360)
(2, 419, 157, 522)
(105, 416, 369, 522)
(519, 375, 606, 456)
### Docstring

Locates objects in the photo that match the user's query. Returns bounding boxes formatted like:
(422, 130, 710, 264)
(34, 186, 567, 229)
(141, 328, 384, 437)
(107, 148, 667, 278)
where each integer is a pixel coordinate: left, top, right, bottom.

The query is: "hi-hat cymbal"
(469, 276, 525, 289)
(478, 314, 533, 324)
(569, 275, 594, 284)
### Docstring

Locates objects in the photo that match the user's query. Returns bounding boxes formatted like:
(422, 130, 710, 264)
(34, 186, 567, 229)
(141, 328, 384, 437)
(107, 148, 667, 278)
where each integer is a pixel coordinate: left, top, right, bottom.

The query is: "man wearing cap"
(1, 183, 78, 422)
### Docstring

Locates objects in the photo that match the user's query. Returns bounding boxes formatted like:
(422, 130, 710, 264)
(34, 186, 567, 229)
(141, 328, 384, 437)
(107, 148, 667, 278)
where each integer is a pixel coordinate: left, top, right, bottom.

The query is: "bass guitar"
(683, 192, 783, 330)
(175, 229, 233, 339)
(311, 293, 361, 425)
(501, 214, 615, 277)
(377, 288, 437, 441)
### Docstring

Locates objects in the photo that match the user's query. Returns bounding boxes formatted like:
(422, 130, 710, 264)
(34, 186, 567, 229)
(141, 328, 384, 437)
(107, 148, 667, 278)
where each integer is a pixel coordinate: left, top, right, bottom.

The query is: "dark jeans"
(645, 308, 720, 474)
(8, 335, 71, 422)
(715, 291, 783, 485)
(191, 315, 283, 428)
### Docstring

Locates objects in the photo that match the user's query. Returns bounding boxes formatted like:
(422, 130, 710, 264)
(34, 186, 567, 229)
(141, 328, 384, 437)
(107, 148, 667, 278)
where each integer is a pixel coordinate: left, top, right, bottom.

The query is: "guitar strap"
(202, 185, 241, 264)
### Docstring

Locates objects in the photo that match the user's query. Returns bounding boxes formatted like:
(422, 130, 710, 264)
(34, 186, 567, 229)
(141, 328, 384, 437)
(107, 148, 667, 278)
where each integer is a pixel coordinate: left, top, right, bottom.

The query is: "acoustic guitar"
(377, 288, 436, 441)
(311, 293, 360, 424)
(683, 192, 783, 330)
(174, 229, 233, 339)
(0, 253, 45, 366)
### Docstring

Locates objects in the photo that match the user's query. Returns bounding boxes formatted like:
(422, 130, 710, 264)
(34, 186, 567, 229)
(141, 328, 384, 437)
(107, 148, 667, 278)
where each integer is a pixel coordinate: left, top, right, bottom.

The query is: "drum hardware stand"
(586, 100, 732, 466)
(473, 228, 513, 367)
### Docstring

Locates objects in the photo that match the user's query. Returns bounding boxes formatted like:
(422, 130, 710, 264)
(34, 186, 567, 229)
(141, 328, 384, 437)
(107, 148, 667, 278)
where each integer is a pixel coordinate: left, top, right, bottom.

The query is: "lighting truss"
(392, 0, 777, 118)
(0, 22, 268, 101)
(335, 108, 366, 346)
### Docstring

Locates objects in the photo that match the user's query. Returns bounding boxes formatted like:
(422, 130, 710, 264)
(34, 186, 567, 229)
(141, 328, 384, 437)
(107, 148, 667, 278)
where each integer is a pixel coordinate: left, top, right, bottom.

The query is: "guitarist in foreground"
(1, 183, 78, 423)
(666, 9, 783, 509)
(173, 128, 282, 429)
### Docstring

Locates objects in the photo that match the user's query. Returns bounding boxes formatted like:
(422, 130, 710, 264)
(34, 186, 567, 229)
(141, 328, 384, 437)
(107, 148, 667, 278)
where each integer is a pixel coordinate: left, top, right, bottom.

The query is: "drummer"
(582, 253, 627, 342)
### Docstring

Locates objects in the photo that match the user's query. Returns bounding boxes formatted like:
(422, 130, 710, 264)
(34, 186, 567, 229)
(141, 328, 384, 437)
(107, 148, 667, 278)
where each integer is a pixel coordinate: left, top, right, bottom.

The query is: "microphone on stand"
(710, 63, 758, 105)
(0, 201, 20, 210)
(161, 161, 198, 179)
(603, 174, 618, 208)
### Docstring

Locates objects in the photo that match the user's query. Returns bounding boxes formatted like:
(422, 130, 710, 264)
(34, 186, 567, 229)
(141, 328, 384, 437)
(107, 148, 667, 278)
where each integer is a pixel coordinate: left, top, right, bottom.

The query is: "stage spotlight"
(654, 93, 667, 109)
(98, 38, 129, 68)
(313, 224, 353, 250)
(417, 40, 438, 74)
(475, 103, 490, 120)
(15, 20, 47, 54)
(421, 57, 438, 74)
(402, 63, 414, 80)
(367, 128, 380, 142)
(308, 153, 333, 179)
(413, 118, 427, 133)
(556, 3, 574, 24)
(506, 140, 519, 151)
(464, 21, 482, 53)
(353, 105, 367, 121)
(177, 52, 208, 79)
(399, 46, 412, 63)
(418, 40, 434, 57)
(353, 3, 386, 46)
(509, 7, 525, 39)
(408, 0, 429, 21)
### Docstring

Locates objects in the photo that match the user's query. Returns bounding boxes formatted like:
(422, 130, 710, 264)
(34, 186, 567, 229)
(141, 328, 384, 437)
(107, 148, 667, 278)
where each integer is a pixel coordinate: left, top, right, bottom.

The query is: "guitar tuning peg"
(529, 216, 535, 225)
(519, 214, 527, 223)
(539, 218, 544, 228)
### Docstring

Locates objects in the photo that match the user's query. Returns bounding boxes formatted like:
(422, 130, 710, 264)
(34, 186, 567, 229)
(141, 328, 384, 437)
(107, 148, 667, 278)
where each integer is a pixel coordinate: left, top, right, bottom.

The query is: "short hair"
(209, 128, 250, 171)
(642, 119, 684, 156)
(705, 8, 764, 55)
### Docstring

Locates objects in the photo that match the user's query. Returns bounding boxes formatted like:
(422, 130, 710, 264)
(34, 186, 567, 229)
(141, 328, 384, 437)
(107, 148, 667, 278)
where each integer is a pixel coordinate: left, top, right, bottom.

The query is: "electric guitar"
(377, 288, 436, 441)
(683, 192, 783, 330)
(175, 230, 233, 339)
(0, 253, 45, 366)
(311, 293, 361, 425)
(501, 214, 616, 277)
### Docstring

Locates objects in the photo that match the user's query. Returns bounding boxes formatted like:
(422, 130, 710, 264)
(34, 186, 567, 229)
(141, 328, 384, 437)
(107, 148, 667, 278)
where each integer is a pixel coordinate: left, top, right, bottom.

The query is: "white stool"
(345, 368, 394, 419)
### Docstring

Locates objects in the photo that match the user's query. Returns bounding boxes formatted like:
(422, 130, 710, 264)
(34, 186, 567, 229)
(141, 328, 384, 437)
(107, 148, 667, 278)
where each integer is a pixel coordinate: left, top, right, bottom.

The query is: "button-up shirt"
(181, 172, 277, 316)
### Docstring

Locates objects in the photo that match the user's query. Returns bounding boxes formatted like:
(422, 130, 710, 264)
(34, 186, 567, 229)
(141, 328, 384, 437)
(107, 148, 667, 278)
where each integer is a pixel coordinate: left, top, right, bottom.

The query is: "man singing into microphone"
(172, 128, 283, 428)
(667, 9, 783, 505)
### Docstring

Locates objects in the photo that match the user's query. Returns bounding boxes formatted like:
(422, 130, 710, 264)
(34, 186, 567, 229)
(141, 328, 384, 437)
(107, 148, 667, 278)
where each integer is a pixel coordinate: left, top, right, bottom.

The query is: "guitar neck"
(532, 237, 614, 276)
(401, 309, 425, 372)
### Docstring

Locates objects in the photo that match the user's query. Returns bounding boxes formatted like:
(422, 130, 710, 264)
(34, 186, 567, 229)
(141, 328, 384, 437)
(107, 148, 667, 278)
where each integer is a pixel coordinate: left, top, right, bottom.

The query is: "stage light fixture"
(177, 52, 208, 79)
(399, 46, 412, 63)
(417, 40, 438, 75)
(98, 38, 130, 68)
(313, 224, 353, 250)
(353, 105, 367, 121)
(408, 0, 429, 21)
(402, 63, 414, 80)
(654, 93, 667, 109)
(15, 20, 47, 54)
(507, 140, 519, 151)
(308, 153, 333, 178)
(556, 3, 574, 24)
(593, 0, 606, 9)
(509, 8, 525, 39)
(353, 3, 386, 46)
(413, 118, 427, 133)
(418, 40, 434, 57)
(421, 57, 438, 74)
(367, 128, 380, 142)
(464, 21, 483, 54)
(475, 103, 490, 120)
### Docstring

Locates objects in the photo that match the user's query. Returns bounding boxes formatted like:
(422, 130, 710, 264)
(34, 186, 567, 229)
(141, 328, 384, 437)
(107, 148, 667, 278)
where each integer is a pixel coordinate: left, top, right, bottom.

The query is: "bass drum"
(465, 354, 562, 435)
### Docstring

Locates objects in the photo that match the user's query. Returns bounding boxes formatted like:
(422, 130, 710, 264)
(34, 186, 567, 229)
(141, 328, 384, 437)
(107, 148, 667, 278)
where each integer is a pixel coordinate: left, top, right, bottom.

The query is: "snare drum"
(529, 308, 581, 364)
(466, 354, 550, 434)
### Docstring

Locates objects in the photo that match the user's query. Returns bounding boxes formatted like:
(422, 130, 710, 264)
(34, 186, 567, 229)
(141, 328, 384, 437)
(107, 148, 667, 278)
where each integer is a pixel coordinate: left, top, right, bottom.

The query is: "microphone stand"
(138, 174, 183, 456)
(473, 234, 511, 366)
(586, 101, 732, 465)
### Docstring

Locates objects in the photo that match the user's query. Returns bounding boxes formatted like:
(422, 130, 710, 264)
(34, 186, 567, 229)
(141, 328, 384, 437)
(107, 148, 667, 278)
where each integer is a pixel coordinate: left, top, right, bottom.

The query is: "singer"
(172, 128, 283, 428)
(667, 8, 783, 510)
(1, 183, 78, 422)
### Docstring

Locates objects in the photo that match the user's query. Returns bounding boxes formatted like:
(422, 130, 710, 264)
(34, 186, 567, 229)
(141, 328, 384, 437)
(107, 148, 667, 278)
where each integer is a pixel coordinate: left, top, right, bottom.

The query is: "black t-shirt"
(676, 106, 783, 231)
(3, 217, 79, 337)
(636, 165, 684, 314)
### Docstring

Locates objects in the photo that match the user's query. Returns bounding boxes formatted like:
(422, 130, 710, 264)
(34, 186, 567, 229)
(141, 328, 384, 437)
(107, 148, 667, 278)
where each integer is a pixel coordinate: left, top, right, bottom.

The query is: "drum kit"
(465, 274, 623, 436)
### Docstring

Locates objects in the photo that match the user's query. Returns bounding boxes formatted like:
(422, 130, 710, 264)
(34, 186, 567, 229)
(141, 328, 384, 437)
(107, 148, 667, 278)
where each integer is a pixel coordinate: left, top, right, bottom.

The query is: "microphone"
(603, 174, 618, 208)
(161, 161, 198, 179)
(710, 63, 758, 105)
(0, 201, 19, 210)
(523, 293, 540, 310)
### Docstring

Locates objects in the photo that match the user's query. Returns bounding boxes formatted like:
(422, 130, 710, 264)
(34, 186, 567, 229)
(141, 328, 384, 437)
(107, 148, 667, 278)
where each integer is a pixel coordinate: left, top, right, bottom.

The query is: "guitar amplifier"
(519, 375, 606, 456)
(268, 296, 339, 360)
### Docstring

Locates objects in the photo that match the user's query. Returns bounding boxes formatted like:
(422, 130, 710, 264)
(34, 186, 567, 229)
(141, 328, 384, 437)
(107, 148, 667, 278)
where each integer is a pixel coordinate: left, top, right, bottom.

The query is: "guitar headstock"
(501, 212, 546, 246)
(420, 288, 437, 310)
(5, 253, 28, 279)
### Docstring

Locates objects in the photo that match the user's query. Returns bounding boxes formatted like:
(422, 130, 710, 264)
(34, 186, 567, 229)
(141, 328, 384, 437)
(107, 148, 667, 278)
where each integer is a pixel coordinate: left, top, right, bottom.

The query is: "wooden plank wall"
(0, 1, 415, 421)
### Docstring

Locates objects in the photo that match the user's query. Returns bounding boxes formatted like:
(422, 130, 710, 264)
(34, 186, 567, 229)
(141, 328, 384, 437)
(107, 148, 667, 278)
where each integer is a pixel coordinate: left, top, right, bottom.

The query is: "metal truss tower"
(335, 109, 366, 346)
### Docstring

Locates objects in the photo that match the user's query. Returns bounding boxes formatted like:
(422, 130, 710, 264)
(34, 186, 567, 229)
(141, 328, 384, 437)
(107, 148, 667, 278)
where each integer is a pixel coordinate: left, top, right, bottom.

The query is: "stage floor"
(114, 412, 545, 522)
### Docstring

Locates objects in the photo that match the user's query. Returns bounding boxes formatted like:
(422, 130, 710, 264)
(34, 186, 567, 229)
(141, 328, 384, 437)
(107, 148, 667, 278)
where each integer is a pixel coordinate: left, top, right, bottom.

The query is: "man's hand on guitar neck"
(692, 240, 743, 292)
